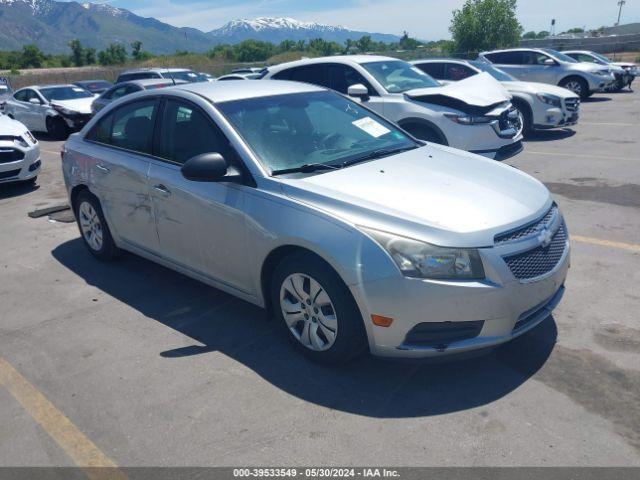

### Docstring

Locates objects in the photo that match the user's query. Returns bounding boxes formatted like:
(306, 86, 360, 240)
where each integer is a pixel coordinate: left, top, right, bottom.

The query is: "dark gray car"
(92, 79, 185, 114)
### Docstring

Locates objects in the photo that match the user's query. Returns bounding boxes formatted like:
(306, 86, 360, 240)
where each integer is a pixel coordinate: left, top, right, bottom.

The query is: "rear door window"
(414, 63, 445, 79)
(444, 64, 476, 81)
(327, 64, 376, 95)
(485, 51, 523, 65)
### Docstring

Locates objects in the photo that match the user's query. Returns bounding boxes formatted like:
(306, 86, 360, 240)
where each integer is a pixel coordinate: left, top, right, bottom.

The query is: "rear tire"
(74, 191, 120, 261)
(560, 77, 589, 99)
(271, 252, 368, 365)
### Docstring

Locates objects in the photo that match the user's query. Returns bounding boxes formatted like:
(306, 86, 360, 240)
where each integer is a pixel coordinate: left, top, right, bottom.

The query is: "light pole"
(616, 0, 626, 26)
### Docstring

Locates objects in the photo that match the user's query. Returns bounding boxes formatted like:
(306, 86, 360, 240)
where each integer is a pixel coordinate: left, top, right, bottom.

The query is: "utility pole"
(616, 0, 626, 26)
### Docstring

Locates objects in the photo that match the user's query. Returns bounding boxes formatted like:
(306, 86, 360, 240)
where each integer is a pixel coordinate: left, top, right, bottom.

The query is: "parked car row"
(4, 47, 636, 362)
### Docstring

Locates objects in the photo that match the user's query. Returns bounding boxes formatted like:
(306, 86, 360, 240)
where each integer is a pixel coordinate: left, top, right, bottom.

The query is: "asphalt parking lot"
(1, 89, 639, 468)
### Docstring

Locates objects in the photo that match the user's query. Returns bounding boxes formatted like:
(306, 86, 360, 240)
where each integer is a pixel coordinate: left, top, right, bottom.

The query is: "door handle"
(95, 164, 110, 173)
(154, 184, 171, 196)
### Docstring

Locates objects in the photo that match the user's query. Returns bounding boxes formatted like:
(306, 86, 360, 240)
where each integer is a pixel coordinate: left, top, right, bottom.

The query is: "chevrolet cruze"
(61, 81, 570, 363)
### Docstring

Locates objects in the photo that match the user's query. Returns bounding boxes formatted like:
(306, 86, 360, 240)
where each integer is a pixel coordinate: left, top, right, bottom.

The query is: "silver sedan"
(61, 80, 569, 363)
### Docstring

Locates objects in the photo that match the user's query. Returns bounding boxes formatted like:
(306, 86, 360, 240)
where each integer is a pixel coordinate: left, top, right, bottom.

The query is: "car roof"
(74, 80, 111, 84)
(118, 78, 183, 87)
(120, 67, 193, 74)
(19, 84, 76, 91)
(267, 54, 397, 72)
(480, 48, 544, 54)
(411, 58, 470, 64)
(174, 79, 325, 103)
(561, 50, 593, 54)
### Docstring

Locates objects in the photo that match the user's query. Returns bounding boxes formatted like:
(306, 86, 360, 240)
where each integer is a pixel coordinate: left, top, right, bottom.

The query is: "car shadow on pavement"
(52, 238, 557, 419)
(0, 180, 39, 199)
(582, 96, 612, 103)
(524, 129, 576, 143)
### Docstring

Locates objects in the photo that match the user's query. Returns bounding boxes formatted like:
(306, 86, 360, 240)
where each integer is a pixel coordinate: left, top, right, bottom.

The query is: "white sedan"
(0, 114, 40, 185)
(4, 84, 96, 139)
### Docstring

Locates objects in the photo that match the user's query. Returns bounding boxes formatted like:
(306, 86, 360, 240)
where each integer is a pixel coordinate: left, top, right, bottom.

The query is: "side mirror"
(543, 58, 556, 66)
(29, 98, 42, 105)
(347, 83, 370, 101)
(181, 152, 241, 183)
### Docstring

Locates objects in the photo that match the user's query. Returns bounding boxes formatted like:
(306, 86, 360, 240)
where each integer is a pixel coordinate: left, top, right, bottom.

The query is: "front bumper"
(61, 113, 92, 130)
(0, 140, 41, 184)
(350, 219, 570, 358)
(471, 140, 523, 160)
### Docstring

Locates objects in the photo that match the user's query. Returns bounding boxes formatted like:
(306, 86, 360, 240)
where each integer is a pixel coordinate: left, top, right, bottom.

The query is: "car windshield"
(78, 81, 112, 92)
(590, 52, 612, 63)
(218, 90, 418, 174)
(40, 86, 94, 101)
(168, 71, 199, 83)
(469, 61, 516, 81)
(543, 49, 578, 63)
(361, 60, 440, 93)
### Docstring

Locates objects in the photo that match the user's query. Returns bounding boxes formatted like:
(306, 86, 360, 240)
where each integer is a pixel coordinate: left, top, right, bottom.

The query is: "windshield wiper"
(341, 145, 418, 168)
(271, 163, 341, 176)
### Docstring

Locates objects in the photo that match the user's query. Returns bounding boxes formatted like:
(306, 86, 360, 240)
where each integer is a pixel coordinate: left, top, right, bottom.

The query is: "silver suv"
(116, 68, 200, 84)
(478, 48, 615, 99)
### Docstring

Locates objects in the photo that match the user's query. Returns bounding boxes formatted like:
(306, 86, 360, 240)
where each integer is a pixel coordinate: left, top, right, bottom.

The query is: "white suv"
(478, 48, 616, 99)
(263, 56, 524, 160)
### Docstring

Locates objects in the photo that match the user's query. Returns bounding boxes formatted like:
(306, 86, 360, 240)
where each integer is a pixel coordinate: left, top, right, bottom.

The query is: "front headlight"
(24, 130, 37, 144)
(594, 70, 611, 77)
(536, 93, 562, 107)
(52, 104, 79, 116)
(361, 227, 485, 280)
(15, 136, 29, 148)
(444, 113, 494, 125)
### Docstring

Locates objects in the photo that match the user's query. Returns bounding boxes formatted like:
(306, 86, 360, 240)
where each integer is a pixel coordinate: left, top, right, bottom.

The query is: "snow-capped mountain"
(0, 0, 399, 54)
(209, 17, 399, 44)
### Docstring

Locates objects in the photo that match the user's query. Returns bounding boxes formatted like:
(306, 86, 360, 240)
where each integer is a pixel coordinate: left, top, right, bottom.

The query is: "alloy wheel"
(78, 201, 103, 252)
(564, 81, 583, 96)
(279, 273, 338, 351)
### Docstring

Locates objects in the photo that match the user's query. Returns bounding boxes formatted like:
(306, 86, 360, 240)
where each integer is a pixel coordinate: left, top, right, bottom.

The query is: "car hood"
(279, 145, 551, 248)
(50, 97, 96, 114)
(0, 113, 28, 136)
(612, 62, 636, 68)
(570, 62, 611, 74)
(404, 72, 511, 108)
(502, 81, 579, 98)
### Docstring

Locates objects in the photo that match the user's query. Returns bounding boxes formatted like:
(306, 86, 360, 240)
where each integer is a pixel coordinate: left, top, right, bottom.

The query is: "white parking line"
(522, 151, 629, 161)
(580, 122, 638, 127)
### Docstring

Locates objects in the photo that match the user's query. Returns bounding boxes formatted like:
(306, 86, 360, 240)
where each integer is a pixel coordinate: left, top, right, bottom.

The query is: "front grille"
(504, 223, 568, 280)
(495, 204, 558, 245)
(0, 168, 22, 180)
(0, 148, 25, 164)
(403, 320, 484, 348)
(564, 98, 580, 112)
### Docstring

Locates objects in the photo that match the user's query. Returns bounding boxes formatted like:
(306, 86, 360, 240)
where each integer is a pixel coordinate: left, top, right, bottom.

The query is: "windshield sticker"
(352, 117, 390, 138)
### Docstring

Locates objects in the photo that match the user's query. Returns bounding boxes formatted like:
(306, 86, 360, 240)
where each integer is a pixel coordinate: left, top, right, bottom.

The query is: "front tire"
(560, 77, 589, 99)
(402, 123, 445, 144)
(74, 191, 119, 261)
(271, 252, 368, 364)
(46, 116, 68, 140)
(512, 100, 532, 136)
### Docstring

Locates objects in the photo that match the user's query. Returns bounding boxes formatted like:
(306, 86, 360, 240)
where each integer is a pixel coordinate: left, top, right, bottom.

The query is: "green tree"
(564, 27, 584, 34)
(537, 30, 550, 38)
(130, 40, 143, 59)
(98, 43, 128, 65)
(356, 35, 372, 53)
(20, 44, 45, 68)
(522, 31, 537, 39)
(84, 48, 97, 65)
(399, 31, 420, 50)
(68, 39, 85, 67)
(450, 0, 523, 54)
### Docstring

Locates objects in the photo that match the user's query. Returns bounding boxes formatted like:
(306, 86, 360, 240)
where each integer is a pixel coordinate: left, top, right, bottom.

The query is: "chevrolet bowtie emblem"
(538, 227, 553, 248)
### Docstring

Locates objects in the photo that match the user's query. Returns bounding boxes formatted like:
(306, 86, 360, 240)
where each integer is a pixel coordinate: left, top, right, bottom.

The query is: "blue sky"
(89, 0, 640, 39)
